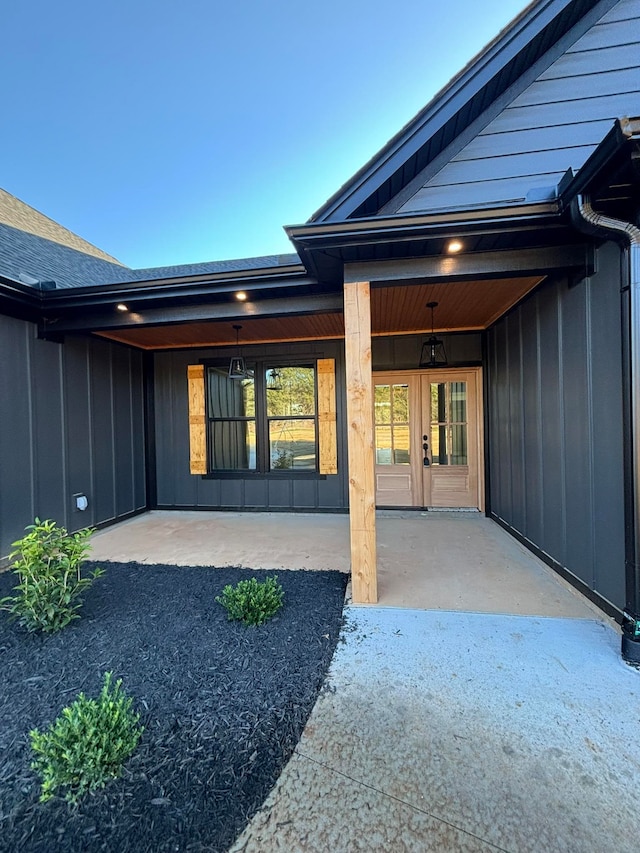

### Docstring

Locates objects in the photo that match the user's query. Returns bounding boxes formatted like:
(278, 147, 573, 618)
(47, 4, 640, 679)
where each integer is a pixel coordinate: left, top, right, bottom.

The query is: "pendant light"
(228, 324, 247, 379)
(266, 368, 283, 391)
(419, 302, 448, 368)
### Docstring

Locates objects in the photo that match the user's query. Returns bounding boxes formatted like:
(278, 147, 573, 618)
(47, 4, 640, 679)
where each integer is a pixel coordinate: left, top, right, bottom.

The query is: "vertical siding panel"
(507, 313, 525, 533)
(538, 282, 565, 564)
(561, 280, 594, 587)
(0, 318, 34, 556)
(113, 346, 135, 517)
(521, 294, 543, 544)
(32, 338, 66, 524)
(589, 243, 625, 606)
(131, 352, 147, 510)
(495, 321, 512, 521)
(90, 338, 116, 523)
(63, 339, 92, 532)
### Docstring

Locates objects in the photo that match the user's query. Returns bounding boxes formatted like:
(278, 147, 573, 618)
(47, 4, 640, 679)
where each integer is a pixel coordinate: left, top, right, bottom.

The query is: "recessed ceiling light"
(235, 291, 248, 301)
(116, 303, 129, 312)
(446, 240, 463, 254)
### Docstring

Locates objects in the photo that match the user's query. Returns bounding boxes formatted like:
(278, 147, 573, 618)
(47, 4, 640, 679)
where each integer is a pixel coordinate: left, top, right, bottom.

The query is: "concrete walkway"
(230, 608, 640, 853)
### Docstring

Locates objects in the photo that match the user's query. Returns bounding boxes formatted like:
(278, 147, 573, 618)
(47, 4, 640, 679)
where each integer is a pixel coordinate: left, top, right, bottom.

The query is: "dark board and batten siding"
(0, 315, 146, 559)
(486, 241, 625, 611)
(153, 341, 348, 511)
(397, 0, 640, 214)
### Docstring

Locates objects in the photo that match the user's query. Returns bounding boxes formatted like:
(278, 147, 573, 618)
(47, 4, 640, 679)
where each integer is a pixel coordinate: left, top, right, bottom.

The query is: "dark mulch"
(0, 562, 348, 853)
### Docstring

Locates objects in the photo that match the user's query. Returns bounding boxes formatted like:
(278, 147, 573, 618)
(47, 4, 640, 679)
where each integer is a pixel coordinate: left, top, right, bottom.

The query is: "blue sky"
(2, 0, 528, 269)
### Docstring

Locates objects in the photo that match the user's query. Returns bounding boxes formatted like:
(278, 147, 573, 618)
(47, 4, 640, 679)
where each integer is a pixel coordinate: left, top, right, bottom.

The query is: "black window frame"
(203, 357, 320, 477)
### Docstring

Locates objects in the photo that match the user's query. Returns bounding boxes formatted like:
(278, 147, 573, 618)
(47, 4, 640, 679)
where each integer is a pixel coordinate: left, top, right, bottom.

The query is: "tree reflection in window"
(266, 366, 317, 470)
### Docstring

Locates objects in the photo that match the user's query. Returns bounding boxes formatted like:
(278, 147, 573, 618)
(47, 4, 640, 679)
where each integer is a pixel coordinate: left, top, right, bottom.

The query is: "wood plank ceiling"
(96, 276, 544, 350)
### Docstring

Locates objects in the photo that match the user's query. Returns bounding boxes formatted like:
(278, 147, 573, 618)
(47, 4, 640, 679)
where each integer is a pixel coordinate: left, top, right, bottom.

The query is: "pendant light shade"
(228, 325, 247, 379)
(419, 302, 448, 368)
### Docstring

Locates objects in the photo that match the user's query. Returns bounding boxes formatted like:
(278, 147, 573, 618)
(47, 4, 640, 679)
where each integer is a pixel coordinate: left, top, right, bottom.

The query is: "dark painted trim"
(41, 293, 343, 336)
(143, 351, 157, 511)
(481, 331, 492, 518)
(491, 512, 622, 622)
(92, 506, 148, 534)
(345, 245, 592, 284)
(200, 473, 328, 481)
(0, 275, 42, 322)
(45, 265, 309, 305)
(154, 504, 350, 515)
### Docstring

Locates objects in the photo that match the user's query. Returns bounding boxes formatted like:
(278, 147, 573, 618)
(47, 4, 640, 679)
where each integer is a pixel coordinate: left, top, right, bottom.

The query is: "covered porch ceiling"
(96, 274, 544, 350)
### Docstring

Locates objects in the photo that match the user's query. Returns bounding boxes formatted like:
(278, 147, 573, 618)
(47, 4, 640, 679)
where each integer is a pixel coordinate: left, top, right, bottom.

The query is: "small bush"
(30, 672, 144, 804)
(0, 518, 103, 633)
(216, 575, 285, 625)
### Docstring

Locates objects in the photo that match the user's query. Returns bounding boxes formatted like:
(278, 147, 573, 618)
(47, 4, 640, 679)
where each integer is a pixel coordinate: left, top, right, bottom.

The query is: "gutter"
(571, 194, 640, 665)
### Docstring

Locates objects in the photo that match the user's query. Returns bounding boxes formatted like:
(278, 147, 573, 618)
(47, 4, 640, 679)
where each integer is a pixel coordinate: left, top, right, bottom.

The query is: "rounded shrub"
(216, 575, 285, 626)
(30, 672, 144, 804)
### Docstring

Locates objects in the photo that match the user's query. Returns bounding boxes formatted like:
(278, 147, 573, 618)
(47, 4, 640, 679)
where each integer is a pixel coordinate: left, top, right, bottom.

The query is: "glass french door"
(374, 369, 482, 509)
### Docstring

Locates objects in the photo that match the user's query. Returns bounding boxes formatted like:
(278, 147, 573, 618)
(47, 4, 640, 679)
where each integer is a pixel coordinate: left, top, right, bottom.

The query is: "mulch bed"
(0, 562, 348, 852)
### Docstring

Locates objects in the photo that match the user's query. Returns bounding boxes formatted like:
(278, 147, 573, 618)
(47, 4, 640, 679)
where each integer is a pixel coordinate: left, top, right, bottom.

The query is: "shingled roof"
(0, 189, 301, 289)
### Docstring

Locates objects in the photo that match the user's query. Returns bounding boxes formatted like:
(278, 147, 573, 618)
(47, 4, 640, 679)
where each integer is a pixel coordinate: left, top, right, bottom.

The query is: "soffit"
(95, 275, 543, 350)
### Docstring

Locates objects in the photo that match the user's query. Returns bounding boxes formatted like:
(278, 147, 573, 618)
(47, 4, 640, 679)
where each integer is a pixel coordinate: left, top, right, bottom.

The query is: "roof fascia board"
(312, 0, 616, 224)
(379, 0, 617, 215)
(44, 269, 316, 310)
(40, 293, 343, 337)
(289, 202, 560, 250)
(344, 244, 592, 284)
(0, 275, 42, 322)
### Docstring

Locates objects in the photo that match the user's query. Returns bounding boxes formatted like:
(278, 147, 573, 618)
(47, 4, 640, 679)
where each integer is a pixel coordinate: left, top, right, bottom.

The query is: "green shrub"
(216, 575, 285, 625)
(0, 518, 103, 633)
(30, 672, 144, 803)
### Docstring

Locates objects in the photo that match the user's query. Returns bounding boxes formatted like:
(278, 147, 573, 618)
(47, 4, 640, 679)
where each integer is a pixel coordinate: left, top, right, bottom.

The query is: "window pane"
(450, 425, 468, 465)
(450, 382, 467, 423)
(266, 367, 315, 417)
(375, 425, 393, 464)
(392, 384, 409, 422)
(208, 367, 254, 417)
(393, 424, 410, 464)
(431, 424, 448, 466)
(431, 383, 446, 423)
(375, 384, 391, 424)
(210, 421, 256, 470)
(269, 419, 316, 470)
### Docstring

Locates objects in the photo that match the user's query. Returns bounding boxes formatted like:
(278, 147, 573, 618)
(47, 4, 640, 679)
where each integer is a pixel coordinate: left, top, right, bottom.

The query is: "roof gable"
(310, 0, 622, 223)
(393, 0, 640, 215)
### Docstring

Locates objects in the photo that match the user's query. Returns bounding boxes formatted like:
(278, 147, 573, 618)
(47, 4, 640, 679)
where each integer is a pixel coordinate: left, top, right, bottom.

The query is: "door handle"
(423, 439, 430, 467)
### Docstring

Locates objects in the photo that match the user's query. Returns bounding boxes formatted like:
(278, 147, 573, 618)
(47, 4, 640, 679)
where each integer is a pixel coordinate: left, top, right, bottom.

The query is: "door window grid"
(430, 381, 468, 466)
(375, 383, 410, 465)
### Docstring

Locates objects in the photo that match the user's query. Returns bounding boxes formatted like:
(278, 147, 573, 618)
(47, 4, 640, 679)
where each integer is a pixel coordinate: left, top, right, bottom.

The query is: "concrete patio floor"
(91, 510, 603, 620)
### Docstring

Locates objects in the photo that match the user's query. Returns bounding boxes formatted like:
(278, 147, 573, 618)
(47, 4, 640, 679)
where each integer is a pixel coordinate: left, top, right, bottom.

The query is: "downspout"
(571, 193, 640, 664)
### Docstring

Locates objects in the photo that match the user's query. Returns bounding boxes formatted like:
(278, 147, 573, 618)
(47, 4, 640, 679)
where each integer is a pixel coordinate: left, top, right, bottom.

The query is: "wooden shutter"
(187, 365, 207, 474)
(317, 358, 338, 475)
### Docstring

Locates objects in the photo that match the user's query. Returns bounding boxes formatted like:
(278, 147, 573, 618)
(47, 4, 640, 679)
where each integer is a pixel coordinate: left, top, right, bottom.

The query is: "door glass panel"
(375, 383, 410, 465)
(450, 382, 466, 423)
(430, 381, 468, 466)
(450, 424, 468, 465)
(375, 384, 391, 423)
(393, 424, 410, 464)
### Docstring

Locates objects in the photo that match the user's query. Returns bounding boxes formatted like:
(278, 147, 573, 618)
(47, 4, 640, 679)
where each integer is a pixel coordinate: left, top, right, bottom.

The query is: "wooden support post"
(344, 281, 377, 604)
